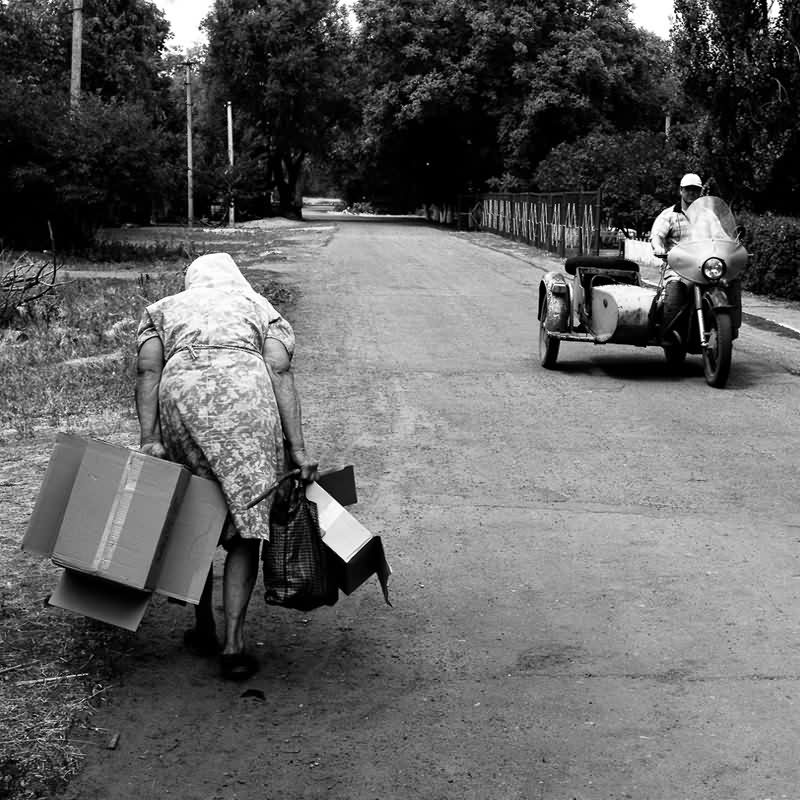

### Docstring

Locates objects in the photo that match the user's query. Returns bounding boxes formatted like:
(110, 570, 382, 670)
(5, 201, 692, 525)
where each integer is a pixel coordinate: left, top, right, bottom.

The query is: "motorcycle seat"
(564, 256, 640, 275)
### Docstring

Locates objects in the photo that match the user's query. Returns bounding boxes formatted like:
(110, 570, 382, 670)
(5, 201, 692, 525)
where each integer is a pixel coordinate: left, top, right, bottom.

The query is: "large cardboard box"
(306, 481, 391, 604)
(52, 439, 190, 589)
(22, 434, 228, 630)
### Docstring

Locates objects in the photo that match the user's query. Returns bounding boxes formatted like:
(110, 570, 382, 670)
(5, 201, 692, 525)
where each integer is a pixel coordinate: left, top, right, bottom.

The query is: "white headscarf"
(183, 252, 279, 312)
(183, 252, 282, 324)
(184, 252, 253, 292)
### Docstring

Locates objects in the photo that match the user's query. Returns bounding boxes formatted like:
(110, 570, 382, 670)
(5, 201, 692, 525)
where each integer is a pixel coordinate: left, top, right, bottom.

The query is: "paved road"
(61, 215, 800, 800)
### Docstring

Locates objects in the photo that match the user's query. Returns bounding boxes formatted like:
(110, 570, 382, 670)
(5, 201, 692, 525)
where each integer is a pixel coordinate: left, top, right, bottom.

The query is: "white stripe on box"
(91, 452, 144, 572)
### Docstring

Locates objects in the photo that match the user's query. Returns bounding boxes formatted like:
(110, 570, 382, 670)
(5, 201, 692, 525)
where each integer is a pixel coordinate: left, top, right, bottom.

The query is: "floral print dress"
(136, 253, 295, 541)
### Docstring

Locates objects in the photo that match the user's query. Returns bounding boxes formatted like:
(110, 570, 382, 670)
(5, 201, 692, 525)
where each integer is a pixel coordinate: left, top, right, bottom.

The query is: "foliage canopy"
(0, 0, 798, 247)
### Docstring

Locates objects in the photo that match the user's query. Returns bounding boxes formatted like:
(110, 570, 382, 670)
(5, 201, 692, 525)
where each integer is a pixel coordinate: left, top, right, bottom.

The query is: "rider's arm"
(650, 208, 672, 258)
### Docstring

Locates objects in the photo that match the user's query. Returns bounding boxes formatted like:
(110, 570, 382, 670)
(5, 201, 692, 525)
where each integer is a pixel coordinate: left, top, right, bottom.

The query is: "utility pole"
(227, 101, 235, 226)
(183, 61, 195, 227)
(70, 0, 83, 109)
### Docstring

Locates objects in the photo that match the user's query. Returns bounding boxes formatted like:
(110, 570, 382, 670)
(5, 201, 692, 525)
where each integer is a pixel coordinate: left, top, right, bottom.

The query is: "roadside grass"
(0, 254, 298, 800)
(82, 238, 200, 264)
(1, 560, 133, 800)
(0, 272, 183, 439)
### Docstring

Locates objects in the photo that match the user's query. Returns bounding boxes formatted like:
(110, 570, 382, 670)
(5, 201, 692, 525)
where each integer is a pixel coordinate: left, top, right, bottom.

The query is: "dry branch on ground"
(0, 253, 59, 327)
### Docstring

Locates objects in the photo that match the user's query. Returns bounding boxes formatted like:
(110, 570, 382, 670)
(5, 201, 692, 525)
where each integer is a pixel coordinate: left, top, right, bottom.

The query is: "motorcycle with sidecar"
(537, 196, 749, 388)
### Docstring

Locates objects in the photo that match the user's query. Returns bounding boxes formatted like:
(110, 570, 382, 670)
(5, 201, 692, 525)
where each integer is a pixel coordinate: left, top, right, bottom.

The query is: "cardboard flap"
(153, 476, 227, 603)
(305, 481, 392, 603)
(22, 434, 88, 556)
(49, 569, 151, 632)
(306, 481, 371, 559)
(373, 536, 393, 606)
(316, 465, 357, 506)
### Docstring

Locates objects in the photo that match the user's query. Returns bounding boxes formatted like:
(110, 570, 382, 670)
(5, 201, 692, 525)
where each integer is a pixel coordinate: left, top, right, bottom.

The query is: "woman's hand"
(140, 440, 167, 460)
(290, 447, 319, 483)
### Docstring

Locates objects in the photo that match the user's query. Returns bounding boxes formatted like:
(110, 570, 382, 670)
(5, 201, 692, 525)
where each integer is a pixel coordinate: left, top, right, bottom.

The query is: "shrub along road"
(27, 213, 800, 798)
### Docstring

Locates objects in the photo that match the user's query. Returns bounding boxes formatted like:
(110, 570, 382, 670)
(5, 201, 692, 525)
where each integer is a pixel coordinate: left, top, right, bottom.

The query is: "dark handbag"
(263, 478, 338, 611)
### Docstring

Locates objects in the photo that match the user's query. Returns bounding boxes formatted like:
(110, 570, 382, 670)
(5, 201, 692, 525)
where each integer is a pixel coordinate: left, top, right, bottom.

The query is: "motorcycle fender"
(704, 286, 733, 311)
(704, 285, 741, 338)
(538, 272, 570, 332)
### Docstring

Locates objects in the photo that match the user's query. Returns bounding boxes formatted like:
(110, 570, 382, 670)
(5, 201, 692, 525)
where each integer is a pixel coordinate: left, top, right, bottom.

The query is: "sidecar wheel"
(703, 310, 733, 388)
(539, 300, 560, 368)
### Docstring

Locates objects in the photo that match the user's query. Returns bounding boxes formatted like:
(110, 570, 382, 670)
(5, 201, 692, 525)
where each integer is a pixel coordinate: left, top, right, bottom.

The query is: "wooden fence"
(458, 190, 602, 258)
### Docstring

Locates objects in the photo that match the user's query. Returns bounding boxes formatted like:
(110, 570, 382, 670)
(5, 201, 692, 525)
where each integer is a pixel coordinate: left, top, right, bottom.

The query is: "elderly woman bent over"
(135, 253, 318, 681)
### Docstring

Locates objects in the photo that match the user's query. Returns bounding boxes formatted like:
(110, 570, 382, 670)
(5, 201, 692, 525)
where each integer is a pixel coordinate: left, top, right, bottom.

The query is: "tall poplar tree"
(203, 0, 353, 216)
(673, 0, 800, 210)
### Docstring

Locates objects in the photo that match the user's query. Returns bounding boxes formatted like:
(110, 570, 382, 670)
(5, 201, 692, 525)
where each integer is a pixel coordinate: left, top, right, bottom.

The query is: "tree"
(0, 0, 65, 89)
(347, 0, 672, 210)
(1, 0, 172, 104)
(0, 0, 183, 244)
(203, 0, 354, 217)
(57, 0, 172, 106)
(534, 127, 705, 234)
(489, 1, 670, 187)
(349, 0, 501, 209)
(672, 0, 800, 211)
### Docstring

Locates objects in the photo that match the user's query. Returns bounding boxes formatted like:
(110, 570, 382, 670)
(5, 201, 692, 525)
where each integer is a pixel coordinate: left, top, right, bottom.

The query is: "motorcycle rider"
(650, 173, 705, 333)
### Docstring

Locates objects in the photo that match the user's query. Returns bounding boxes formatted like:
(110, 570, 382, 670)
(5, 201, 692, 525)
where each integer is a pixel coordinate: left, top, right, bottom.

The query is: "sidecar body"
(538, 256, 658, 359)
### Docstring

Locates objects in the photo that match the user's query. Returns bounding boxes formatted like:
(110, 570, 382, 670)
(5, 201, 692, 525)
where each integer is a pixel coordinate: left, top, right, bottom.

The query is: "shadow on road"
(540, 350, 766, 389)
(303, 210, 431, 227)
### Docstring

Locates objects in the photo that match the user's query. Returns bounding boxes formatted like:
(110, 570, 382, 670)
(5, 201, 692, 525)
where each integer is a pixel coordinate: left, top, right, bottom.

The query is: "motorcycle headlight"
(702, 257, 727, 281)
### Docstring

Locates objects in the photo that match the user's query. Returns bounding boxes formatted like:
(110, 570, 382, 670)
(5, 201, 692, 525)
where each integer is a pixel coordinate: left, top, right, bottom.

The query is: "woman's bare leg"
(183, 567, 220, 655)
(221, 537, 261, 654)
(194, 567, 216, 634)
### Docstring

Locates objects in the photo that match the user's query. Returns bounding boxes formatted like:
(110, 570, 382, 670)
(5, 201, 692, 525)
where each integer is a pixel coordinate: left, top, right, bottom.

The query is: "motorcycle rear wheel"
(539, 299, 560, 368)
(703, 310, 732, 388)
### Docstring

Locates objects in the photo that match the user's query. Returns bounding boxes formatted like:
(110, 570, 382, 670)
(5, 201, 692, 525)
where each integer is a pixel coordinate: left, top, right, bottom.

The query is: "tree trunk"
(274, 150, 306, 219)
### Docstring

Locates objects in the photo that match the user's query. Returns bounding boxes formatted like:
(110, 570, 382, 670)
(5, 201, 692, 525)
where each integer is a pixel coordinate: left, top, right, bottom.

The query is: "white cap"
(680, 173, 703, 189)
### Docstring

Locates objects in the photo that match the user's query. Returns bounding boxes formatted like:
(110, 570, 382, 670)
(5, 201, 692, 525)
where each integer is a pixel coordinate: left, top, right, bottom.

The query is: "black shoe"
(220, 652, 259, 681)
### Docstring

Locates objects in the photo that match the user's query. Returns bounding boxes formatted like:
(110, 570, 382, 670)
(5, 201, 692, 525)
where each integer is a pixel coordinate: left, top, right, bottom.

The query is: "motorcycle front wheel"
(702, 310, 733, 388)
(539, 298, 560, 368)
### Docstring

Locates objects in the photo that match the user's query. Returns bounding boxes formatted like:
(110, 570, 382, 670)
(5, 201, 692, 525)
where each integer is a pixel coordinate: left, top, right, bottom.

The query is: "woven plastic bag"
(263, 478, 339, 611)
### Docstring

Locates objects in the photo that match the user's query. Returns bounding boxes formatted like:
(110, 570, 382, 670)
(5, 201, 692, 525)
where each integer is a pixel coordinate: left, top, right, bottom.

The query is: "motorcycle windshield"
(684, 196, 739, 242)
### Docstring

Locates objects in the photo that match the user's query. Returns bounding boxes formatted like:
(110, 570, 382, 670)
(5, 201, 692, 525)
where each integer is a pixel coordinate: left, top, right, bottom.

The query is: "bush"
(0, 81, 178, 250)
(738, 212, 800, 300)
(82, 239, 199, 264)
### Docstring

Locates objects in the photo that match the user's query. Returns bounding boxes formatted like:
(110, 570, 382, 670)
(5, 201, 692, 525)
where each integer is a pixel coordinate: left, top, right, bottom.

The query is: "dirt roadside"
(0, 217, 337, 799)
